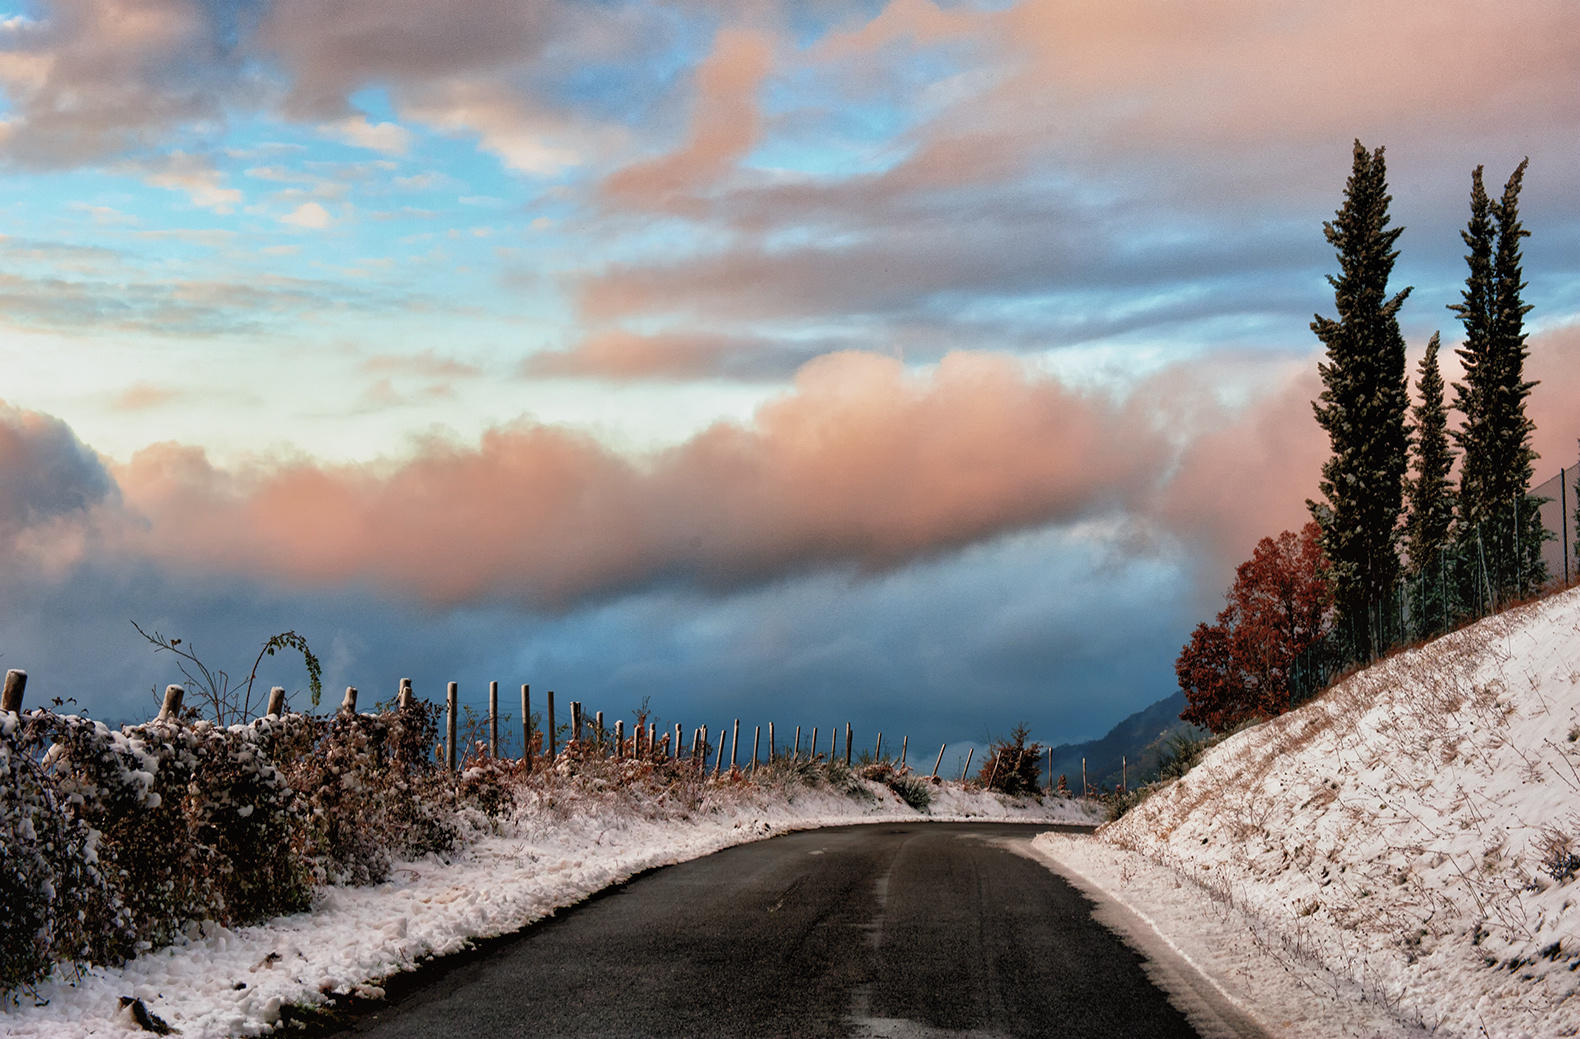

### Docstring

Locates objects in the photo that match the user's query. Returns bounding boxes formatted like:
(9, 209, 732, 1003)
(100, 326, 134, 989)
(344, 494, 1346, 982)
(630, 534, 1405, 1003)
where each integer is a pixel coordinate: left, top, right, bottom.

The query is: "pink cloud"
(601, 28, 774, 209)
(111, 351, 1168, 606)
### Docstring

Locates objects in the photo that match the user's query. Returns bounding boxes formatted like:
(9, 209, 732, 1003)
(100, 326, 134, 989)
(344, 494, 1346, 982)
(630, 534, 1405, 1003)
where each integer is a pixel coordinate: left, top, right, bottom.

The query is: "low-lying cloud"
(108, 351, 1169, 606)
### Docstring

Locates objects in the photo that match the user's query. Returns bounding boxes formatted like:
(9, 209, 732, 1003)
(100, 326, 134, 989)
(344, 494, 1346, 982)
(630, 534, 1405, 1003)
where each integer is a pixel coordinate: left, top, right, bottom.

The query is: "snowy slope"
(1, 773, 1096, 1038)
(1040, 586, 1580, 1038)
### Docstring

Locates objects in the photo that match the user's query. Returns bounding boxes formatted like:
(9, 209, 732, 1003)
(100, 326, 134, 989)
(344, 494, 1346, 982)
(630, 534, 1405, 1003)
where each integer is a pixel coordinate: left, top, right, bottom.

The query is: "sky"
(2, 0, 1579, 761)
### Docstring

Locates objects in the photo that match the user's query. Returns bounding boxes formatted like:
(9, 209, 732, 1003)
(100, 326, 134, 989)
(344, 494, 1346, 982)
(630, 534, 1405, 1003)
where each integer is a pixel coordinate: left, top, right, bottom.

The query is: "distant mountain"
(1045, 690, 1204, 794)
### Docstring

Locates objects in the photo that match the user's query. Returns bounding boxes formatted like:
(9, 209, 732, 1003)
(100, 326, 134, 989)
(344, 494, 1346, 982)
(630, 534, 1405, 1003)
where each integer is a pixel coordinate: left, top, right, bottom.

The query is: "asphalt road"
(327, 822, 1240, 1038)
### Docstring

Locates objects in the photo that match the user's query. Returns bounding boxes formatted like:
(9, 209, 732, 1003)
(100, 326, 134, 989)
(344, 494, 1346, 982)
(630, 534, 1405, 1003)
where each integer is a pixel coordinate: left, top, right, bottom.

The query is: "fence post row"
(6, 667, 1085, 801)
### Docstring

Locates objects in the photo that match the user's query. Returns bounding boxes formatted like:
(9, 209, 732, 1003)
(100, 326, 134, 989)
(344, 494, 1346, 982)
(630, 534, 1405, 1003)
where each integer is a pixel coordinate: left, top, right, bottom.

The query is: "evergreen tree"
(1450, 159, 1544, 607)
(1309, 141, 1412, 661)
(1404, 333, 1455, 635)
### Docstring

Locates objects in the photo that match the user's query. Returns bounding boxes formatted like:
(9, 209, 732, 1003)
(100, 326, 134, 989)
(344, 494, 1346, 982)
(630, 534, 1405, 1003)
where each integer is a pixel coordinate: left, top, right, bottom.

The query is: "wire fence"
(1290, 448, 1579, 705)
(1533, 462, 1576, 589)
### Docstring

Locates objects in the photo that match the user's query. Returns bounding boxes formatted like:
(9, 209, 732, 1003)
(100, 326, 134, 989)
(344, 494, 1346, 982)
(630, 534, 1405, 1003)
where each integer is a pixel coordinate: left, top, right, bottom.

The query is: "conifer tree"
(1450, 159, 1543, 606)
(1309, 141, 1412, 660)
(1404, 333, 1455, 635)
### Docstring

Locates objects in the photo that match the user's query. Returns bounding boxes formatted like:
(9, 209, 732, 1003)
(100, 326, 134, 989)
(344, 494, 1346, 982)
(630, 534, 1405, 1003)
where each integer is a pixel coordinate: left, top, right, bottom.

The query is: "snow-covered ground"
(1038, 586, 1580, 1038)
(2, 770, 1097, 1037)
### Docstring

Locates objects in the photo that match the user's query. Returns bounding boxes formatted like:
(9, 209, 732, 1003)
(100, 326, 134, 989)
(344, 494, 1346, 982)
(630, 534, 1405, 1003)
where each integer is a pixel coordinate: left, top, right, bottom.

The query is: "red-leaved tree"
(1178, 522, 1333, 733)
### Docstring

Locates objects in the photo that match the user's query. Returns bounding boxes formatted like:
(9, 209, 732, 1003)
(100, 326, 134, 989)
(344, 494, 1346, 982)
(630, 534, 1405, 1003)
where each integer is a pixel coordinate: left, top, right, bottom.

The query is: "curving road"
(326, 822, 1261, 1038)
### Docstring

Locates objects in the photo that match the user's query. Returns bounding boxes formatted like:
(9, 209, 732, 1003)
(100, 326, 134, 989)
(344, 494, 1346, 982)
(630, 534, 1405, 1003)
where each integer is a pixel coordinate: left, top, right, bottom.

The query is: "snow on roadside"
(1041, 586, 1580, 1039)
(2, 774, 1097, 1038)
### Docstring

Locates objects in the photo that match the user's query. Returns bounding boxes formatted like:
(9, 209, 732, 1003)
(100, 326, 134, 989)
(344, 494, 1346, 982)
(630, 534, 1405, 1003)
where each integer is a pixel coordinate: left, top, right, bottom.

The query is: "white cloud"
(326, 115, 412, 156)
(137, 152, 244, 212)
(403, 84, 580, 176)
(281, 202, 333, 229)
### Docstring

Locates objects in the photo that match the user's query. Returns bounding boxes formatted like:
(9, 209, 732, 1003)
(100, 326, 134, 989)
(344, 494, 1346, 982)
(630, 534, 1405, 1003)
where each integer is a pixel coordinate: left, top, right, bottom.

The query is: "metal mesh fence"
(1533, 461, 1576, 589)
(1288, 447, 1580, 706)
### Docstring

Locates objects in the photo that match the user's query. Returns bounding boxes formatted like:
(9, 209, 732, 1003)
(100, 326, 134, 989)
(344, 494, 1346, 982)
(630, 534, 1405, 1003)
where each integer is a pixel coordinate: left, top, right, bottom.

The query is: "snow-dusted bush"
(41, 713, 311, 952)
(282, 702, 457, 886)
(0, 712, 127, 997)
(860, 761, 932, 810)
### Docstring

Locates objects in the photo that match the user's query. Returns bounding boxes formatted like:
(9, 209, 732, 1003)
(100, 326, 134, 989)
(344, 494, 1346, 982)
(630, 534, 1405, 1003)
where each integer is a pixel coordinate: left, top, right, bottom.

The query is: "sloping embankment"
(1042, 587, 1580, 1037)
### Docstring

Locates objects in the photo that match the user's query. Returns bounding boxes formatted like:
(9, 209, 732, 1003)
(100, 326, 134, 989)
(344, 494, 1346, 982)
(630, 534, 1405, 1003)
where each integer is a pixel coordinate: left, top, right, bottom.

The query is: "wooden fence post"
(1082, 756, 1087, 797)
(900, 735, 907, 769)
(874, 731, 882, 763)
(793, 725, 801, 760)
(931, 744, 945, 780)
(521, 684, 531, 764)
(267, 685, 286, 717)
(752, 725, 761, 771)
(570, 701, 583, 747)
(488, 681, 499, 758)
(340, 686, 358, 714)
(446, 682, 458, 771)
(614, 719, 625, 759)
(2, 669, 26, 713)
(960, 746, 974, 782)
(730, 719, 740, 770)
(986, 751, 999, 791)
(810, 726, 818, 761)
(675, 723, 682, 761)
(1047, 747, 1053, 794)
(714, 727, 727, 775)
(845, 723, 852, 767)
(158, 683, 185, 721)
(595, 710, 605, 750)
(768, 722, 775, 762)
(1122, 755, 1127, 793)
(649, 723, 656, 758)
(547, 690, 557, 758)
(398, 677, 413, 711)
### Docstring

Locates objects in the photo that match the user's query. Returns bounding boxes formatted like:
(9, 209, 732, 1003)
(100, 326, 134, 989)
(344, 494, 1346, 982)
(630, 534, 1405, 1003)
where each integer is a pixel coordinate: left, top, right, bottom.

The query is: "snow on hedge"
(1039, 585, 1580, 1038)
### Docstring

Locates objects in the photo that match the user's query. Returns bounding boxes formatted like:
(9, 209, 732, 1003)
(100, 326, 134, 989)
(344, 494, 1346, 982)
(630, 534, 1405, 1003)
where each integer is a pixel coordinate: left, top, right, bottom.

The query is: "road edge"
(1016, 836, 1277, 1039)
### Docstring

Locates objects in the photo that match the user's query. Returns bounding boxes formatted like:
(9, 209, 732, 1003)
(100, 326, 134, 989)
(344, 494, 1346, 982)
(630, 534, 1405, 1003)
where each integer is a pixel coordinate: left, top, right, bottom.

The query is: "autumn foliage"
(1177, 522, 1333, 733)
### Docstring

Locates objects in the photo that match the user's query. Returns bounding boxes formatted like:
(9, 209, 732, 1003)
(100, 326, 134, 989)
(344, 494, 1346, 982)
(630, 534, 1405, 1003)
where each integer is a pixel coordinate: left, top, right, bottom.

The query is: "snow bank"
(3, 773, 1096, 1037)
(1039, 586, 1580, 1038)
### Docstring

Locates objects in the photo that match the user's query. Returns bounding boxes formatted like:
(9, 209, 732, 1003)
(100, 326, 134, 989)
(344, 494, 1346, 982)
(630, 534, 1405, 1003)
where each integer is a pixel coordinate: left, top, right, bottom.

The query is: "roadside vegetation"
(0, 676, 1085, 1003)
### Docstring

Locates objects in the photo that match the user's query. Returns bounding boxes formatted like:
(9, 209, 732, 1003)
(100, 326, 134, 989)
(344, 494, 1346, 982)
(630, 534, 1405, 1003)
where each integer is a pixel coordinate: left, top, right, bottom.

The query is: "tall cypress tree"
(1450, 159, 1543, 606)
(1309, 141, 1412, 661)
(1404, 333, 1455, 635)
